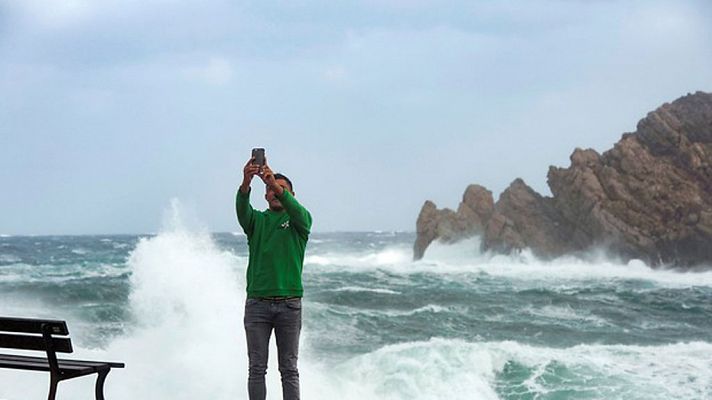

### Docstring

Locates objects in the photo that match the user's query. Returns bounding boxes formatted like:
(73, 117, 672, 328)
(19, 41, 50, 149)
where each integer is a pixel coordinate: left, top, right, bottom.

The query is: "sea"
(1, 221, 712, 399)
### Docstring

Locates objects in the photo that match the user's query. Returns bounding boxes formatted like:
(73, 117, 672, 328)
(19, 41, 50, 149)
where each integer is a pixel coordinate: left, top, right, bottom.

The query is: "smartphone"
(251, 148, 265, 167)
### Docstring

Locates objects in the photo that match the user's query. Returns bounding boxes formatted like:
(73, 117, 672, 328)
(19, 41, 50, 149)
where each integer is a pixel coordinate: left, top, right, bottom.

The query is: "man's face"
(265, 178, 293, 211)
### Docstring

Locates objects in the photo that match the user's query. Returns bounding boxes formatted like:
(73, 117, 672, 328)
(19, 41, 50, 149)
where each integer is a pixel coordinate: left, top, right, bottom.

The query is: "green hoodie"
(235, 188, 312, 298)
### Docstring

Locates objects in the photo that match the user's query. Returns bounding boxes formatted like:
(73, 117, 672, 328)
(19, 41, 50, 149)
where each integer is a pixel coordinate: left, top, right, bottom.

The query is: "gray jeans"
(244, 297, 302, 400)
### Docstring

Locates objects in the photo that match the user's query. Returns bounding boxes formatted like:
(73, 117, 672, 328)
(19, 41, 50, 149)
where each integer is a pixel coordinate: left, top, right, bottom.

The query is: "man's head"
(265, 173, 294, 211)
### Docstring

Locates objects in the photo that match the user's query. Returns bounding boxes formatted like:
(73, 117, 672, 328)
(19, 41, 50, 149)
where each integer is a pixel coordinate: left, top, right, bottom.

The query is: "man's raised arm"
(236, 158, 260, 236)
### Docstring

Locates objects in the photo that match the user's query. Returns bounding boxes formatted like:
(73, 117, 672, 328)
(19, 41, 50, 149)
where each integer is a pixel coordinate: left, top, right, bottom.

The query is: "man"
(236, 155, 312, 400)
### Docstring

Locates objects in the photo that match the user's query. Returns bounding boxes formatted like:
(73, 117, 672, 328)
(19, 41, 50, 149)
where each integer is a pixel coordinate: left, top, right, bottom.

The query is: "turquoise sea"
(1, 225, 711, 399)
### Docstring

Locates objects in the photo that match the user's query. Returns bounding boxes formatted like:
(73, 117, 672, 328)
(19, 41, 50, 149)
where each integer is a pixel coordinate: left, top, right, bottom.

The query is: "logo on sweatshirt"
(281, 220, 290, 229)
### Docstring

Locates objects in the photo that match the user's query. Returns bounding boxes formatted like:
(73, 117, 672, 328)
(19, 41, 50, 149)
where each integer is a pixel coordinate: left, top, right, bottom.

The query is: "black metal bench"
(0, 316, 125, 400)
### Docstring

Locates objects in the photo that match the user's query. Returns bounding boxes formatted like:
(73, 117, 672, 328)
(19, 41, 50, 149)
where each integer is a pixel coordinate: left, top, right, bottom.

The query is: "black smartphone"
(251, 148, 265, 167)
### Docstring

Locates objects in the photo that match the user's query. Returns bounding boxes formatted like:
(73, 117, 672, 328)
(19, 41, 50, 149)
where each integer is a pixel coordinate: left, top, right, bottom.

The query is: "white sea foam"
(0, 254, 21, 263)
(0, 263, 39, 283)
(382, 304, 449, 317)
(320, 303, 451, 319)
(0, 262, 128, 283)
(78, 264, 129, 280)
(523, 304, 614, 328)
(305, 237, 712, 288)
(329, 286, 401, 295)
(306, 246, 411, 267)
(308, 338, 712, 400)
(498, 340, 712, 399)
(318, 338, 503, 400)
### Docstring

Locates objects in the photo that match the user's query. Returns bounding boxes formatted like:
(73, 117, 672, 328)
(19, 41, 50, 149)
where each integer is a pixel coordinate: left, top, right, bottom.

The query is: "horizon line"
(0, 230, 416, 237)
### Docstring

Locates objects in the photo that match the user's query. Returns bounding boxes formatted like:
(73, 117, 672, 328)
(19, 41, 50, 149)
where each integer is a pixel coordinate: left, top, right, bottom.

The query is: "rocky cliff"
(414, 91, 712, 267)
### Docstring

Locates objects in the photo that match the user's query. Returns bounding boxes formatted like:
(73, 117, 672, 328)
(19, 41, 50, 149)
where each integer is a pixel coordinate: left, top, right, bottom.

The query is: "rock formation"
(413, 185, 494, 260)
(414, 91, 712, 267)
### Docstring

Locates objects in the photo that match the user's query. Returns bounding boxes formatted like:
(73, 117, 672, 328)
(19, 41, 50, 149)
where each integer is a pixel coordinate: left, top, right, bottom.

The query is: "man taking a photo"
(236, 155, 312, 400)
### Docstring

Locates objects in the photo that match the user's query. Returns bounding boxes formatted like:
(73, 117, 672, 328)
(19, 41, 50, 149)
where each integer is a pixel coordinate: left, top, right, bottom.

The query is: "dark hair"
(274, 173, 293, 192)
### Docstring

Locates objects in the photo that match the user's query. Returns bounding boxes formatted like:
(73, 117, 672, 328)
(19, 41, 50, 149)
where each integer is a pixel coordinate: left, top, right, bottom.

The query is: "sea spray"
(100, 203, 249, 400)
(107, 233, 244, 398)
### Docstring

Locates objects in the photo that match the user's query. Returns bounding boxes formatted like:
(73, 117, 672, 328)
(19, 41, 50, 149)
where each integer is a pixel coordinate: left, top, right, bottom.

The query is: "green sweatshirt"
(235, 187, 312, 298)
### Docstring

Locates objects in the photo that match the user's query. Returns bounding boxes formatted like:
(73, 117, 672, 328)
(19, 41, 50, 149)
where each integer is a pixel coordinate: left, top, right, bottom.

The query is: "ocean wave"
(304, 238, 712, 288)
(0, 263, 129, 283)
(318, 338, 712, 400)
(522, 304, 614, 328)
(306, 247, 411, 267)
(0, 254, 21, 264)
(317, 302, 451, 319)
(328, 286, 401, 295)
(385, 304, 449, 317)
(309, 238, 333, 244)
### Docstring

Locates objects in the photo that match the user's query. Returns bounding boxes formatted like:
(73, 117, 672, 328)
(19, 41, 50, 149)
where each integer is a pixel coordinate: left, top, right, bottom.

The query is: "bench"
(0, 316, 125, 400)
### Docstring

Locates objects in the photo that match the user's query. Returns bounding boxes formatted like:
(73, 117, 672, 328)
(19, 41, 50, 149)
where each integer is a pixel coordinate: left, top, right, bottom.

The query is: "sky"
(1, 0, 711, 235)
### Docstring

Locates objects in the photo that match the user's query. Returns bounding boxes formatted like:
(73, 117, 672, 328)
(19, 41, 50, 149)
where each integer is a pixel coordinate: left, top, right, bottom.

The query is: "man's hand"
(240, 157, 261, 193)
(259, 159, 284, 196)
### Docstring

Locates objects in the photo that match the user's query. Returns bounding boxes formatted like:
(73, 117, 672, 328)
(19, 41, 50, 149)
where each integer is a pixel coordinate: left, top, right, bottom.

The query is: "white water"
(0, 263, 126, 283)
(307, 237, 712, 289)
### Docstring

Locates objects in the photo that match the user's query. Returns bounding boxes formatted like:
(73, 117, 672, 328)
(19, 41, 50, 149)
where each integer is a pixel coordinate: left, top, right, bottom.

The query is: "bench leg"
(47, 377, 59, 400)
(95, 369, 110, 400)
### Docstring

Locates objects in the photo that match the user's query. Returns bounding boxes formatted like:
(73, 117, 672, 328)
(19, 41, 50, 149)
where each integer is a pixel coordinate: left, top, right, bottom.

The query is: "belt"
(256, 296, 300, 302)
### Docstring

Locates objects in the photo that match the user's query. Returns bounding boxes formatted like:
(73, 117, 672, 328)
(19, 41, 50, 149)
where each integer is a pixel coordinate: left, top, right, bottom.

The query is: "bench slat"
(0, 354, 124, 369)
(0, 317, 69, 335)
(0, 359, 55, 373)
(0, 358, 91, 371)
(0, 333, 73, 353)
(0, 354, 125, 378)
(0, 360, 99, 376)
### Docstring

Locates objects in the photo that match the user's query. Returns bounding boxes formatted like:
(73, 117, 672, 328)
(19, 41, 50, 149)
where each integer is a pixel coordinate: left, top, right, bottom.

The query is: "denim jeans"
(244, 297, 302, 400)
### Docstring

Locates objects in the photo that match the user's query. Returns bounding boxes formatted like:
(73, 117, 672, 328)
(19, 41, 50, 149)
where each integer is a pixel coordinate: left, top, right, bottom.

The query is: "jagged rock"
(483, 179, 575, 257)
(413, 91, 712, 267)
(413, 201, 439, 261)
(413, 185, 493, 260)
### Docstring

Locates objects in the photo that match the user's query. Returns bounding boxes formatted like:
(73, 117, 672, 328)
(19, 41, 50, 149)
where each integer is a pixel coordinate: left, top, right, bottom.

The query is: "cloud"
(183, 57, 234, 86)
(324, 66, 348, 82)
(14, 0, 97, 28)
